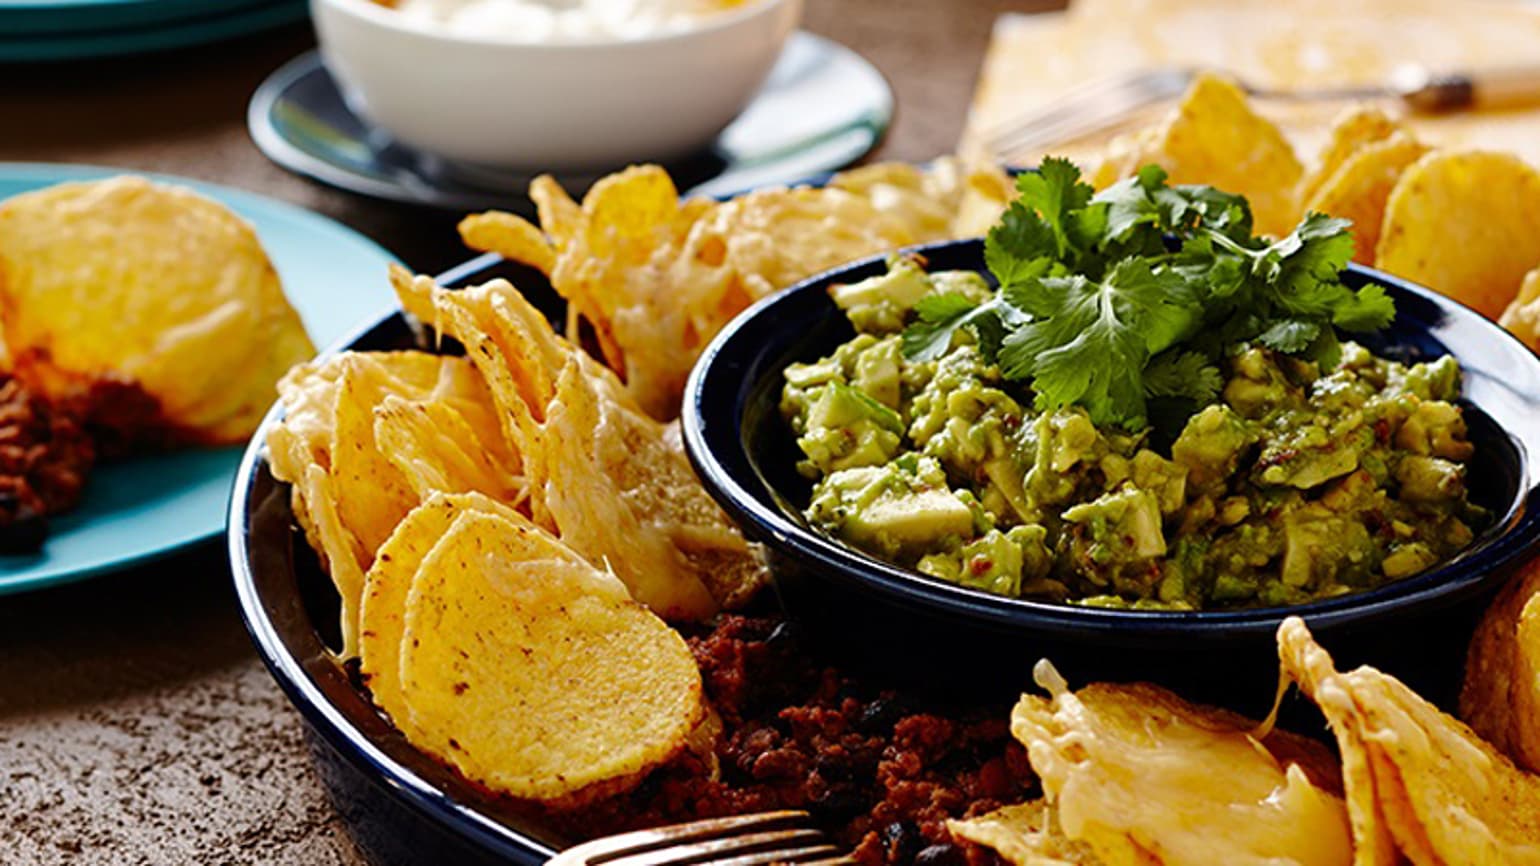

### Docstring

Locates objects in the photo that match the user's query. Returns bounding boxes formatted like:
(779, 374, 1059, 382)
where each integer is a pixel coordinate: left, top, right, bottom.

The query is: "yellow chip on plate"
(1280, 617, 1540, 866)
(268, 349, 522, 656)
(358, 491, 521, 732)
(1376, 150, 1540, 319)
(392, 268, 766, 621)
(1297, 106, 1406, 211)
(1009, 659, 1353, 866)
(458, 210, 555, 275)
(1461, 557, 1540, 774)
(1090, 73, 1304, 237)
(1303, 133, 1429, 265)
(0, 176, 315, 445)
(396, 508, 705, 803)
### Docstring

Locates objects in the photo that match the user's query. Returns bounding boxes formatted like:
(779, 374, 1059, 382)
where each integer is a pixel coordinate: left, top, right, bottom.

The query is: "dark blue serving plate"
(231, 243, 1540, 866)
(683, 238, 1540, 690)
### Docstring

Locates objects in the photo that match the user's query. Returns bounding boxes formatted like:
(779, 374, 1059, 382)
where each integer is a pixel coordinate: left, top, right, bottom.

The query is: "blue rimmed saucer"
(247, 31, 894, 212)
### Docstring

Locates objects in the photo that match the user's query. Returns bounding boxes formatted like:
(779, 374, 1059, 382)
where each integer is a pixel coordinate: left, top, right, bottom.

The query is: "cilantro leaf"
(1015, 157, 1095, 257)
(984, 201, 1057, 290)
(999, 258, 1199, 428)
(901, 294, 1015, 363)
(901, 292, 980, 362)
(1144, 350, 1223, 404)
(952, 157, 1398, 435)
(1333, 282, 1397, 332)
(1256, 319, 1320, 354)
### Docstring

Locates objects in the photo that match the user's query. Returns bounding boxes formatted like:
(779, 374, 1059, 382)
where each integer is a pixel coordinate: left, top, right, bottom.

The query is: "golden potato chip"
(392, 269, 766, 620)
(1010, 660, 1352, 866)
(472, 162, 999, 420)
(396, 509, 704, 803)
(299, 463, 371, 657)
(1498, 266, 1540, 353)
(373, 394, 523, 505)
(542, 357, 759, 620)
(1090, 73, 1303, 237)
(1304, 133, 1429, 265)
(1296, 106, 1405, 212)
(1376, 150, 1540, 319)
(358, 491, 522, 733)
(1461, 558, 1540, 774)
(268, 349, 523, 657)
(946, 801, 1099, 866)
(1279, 616, 1540, 866)
(458, 211, 555, 274)
(0, 176, 314, 444)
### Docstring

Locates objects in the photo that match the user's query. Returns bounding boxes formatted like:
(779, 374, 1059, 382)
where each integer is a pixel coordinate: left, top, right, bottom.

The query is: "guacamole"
(781, 257, 1484, 610)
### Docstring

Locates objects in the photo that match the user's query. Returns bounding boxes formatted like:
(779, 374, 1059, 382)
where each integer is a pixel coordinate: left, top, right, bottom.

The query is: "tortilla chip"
(947, 801, 1099, 866)
(0, 176, 314, 445)
(1297, 106, 1406, 211)
(1461, 559, 1540, 774)
(1011, 660, 1352, 866)
(396, 509, 704, 803)
(1090, 73, 1303, 237)
(1498, 267, 1540, 353)
(1279, 616, 1540, 866)
(1376, 150, 1540, 319)
(1303, 133, 1429, 265)
(391, 269, 767, 620)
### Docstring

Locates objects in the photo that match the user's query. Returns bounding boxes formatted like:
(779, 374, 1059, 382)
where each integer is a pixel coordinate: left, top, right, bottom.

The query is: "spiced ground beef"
(539, 616, 1038, 866)
(0, 374, 94, 552)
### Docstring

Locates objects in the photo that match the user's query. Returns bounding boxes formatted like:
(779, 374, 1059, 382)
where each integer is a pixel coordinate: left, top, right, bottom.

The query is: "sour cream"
(385, 0, 745, 42)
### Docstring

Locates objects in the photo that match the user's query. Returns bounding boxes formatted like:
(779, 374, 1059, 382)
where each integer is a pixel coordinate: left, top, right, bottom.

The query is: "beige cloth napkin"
(960, 0, 1540, 170)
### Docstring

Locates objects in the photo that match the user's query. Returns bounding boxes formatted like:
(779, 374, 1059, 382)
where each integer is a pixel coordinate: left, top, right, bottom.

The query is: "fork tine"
(984, 67, 1197, 159)
(601, 829, 827, 866)
(709, 844, 843, 866)
(549, 812, 810, 866)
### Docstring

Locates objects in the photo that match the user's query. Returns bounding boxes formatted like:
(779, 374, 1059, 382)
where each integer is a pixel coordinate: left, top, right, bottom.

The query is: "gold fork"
(545, 810, 858, 866)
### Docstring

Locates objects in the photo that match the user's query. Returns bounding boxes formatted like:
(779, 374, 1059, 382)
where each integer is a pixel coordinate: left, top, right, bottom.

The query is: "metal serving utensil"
(980, 64, 1540, 161)
(545, 811, 857, 866)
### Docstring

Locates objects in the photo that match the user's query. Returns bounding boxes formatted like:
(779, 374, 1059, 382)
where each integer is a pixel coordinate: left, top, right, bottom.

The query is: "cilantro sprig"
(899, 158, 1396, 431)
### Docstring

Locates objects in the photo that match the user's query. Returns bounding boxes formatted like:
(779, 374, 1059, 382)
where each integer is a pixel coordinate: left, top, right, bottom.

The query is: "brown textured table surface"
(0, 1, 1051, 863)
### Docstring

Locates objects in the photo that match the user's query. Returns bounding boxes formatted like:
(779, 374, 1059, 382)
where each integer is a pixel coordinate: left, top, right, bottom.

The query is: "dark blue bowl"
(682, 238, 1540, 684)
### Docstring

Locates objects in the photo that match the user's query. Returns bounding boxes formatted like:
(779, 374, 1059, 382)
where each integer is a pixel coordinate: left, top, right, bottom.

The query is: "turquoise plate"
(0, 163, 399, 594)
(0, 0, 308, 61)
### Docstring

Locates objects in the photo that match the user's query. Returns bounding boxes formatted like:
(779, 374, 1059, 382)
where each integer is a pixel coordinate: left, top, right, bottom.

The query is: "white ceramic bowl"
(312, 0, 802, 171)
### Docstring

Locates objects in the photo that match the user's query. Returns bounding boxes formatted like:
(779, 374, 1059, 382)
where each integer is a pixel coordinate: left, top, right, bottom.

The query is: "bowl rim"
(317, 0, 795, 50)
(682, 237, 1540, 641)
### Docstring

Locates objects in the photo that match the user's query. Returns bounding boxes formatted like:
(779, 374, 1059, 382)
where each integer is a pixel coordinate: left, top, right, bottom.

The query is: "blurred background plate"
(0, 0, 308, 61)
(248, 31, 895, 211)
(0, 163, 399, 595)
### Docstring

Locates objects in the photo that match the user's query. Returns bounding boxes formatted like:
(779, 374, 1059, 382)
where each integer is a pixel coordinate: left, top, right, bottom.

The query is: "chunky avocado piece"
(916, 524, 1052, 597)
(1172, 405, 1256, 492)
(828, 254, 937, 334)
(794, 382, 904, 477)
(1062, 486, 1167, 561)
(807, 456, 976, 560)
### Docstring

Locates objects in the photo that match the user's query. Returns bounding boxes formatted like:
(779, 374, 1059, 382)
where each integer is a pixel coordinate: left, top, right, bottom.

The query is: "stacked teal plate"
(0, 0, 308, 62)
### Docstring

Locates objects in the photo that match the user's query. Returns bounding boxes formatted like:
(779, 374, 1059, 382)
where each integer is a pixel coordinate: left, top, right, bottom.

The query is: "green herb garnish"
(900, 158, 1396, 431)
